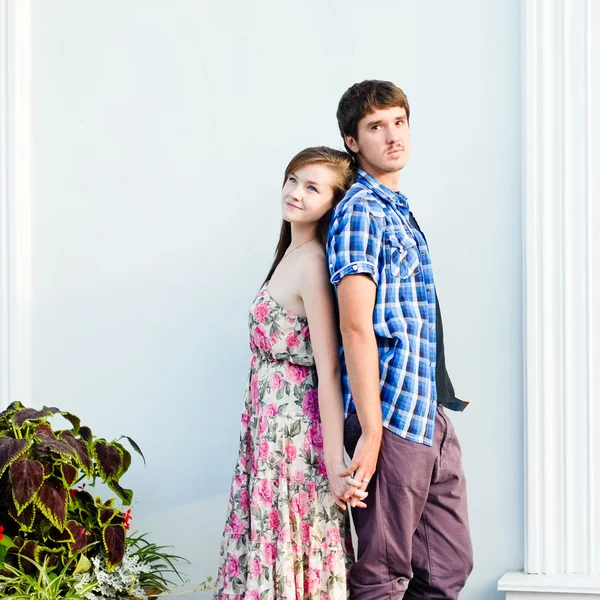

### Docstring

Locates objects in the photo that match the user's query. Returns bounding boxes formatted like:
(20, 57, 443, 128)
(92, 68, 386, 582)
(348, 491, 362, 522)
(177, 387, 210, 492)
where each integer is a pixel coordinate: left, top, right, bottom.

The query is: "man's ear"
(344, 135, 359, 154)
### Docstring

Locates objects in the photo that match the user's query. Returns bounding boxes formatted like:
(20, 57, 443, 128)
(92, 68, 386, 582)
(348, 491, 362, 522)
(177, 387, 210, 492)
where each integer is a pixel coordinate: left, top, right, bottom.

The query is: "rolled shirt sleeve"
(327, 202, 383, 286)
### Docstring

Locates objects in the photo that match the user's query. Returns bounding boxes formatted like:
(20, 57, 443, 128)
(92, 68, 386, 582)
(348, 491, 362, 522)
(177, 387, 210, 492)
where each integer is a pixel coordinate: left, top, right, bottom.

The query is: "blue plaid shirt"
(327, 169, 438, 446)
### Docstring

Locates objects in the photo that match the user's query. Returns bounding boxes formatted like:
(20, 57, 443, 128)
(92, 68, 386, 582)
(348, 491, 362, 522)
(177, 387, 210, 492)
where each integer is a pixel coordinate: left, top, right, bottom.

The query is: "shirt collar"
(357, 168, 410, 214)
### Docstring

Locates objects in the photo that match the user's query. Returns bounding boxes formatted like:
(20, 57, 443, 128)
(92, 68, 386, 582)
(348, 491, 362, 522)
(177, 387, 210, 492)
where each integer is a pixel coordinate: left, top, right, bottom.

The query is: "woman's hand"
(326, 460, 368, 510)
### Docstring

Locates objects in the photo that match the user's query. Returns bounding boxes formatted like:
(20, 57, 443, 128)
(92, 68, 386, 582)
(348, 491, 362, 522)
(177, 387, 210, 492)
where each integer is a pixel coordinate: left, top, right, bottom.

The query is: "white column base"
(499, 572, 600, 599)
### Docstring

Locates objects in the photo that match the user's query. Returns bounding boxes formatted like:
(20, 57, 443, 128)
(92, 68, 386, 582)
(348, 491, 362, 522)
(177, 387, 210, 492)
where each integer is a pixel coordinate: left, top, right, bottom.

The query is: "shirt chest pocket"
(384, 228, 421, 279)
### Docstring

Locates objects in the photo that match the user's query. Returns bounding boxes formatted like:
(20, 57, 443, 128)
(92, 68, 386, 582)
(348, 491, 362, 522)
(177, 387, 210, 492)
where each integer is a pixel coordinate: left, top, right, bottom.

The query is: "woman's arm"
(299, 252, 366, 509)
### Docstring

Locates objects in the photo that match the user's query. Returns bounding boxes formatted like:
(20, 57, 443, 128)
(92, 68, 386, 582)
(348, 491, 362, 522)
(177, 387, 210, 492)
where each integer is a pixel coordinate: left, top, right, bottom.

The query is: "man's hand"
(341, 431, 381, 506)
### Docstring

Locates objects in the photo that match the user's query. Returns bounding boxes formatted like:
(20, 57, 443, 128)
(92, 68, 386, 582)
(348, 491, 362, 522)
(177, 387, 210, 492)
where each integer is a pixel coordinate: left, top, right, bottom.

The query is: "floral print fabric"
(214, 284, 351, 600)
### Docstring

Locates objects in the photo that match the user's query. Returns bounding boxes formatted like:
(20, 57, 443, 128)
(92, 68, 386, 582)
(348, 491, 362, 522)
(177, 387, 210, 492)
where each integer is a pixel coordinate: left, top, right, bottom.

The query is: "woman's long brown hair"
(264, 147, 355, 284)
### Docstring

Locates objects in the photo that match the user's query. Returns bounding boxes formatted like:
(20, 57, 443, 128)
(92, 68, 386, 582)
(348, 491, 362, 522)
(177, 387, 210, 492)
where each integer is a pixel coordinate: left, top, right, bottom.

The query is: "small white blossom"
(75, 547, 153, 600)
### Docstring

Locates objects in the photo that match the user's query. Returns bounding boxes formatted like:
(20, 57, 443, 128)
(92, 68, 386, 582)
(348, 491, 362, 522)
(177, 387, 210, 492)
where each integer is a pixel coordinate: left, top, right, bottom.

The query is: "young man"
(327, 80, 473, 600)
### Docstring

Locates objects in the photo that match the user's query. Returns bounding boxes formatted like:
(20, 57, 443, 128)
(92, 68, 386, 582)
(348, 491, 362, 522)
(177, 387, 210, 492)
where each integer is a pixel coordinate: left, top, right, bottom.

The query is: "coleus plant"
(0, 401, 144, 574)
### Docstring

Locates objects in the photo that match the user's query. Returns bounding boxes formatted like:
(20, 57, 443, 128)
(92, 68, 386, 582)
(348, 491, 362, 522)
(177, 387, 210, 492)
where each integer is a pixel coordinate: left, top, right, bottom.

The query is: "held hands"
(326, 460, 368, 511)
(340, 431, 381, 507)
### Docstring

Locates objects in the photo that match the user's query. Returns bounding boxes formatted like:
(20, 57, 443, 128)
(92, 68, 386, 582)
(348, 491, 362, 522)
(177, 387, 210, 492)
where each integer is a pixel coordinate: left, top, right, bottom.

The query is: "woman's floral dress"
(214, 284, 352, 600)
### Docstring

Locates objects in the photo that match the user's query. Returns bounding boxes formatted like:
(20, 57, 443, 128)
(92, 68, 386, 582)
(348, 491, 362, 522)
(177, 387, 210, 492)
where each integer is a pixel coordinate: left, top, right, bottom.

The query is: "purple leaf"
(9, 458, 44, 511)
(94, 441, 122, 481)
(60, 463, 78, 487)
(102, 525, 125, 571)
(35, 423, 57, 441)
(14, 408, 51, 428)
(0, 437, 31, 478)
(79, 426, 93, 442)
(36, 481, 67, 530)
(59, 430, 93, 477)
(9, 501, 36, 530)
(67, 520, 94, 553)
(122, 436, 146, 466)
(107, 479, 133, 506)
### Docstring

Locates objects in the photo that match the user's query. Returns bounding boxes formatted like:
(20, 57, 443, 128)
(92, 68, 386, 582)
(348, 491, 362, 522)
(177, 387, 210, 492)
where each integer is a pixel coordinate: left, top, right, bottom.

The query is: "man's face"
(345, 106, 411, 184)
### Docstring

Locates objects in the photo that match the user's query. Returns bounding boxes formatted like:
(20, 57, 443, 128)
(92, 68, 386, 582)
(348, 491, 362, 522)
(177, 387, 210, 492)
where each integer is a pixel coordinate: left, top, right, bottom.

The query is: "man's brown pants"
(344, 406, 473, 600)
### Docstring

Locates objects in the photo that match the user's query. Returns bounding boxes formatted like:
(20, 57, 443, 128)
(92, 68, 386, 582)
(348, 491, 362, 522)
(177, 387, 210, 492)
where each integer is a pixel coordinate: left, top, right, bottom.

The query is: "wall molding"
(0, 0, 32, 409)
(500, 0, 600, 595)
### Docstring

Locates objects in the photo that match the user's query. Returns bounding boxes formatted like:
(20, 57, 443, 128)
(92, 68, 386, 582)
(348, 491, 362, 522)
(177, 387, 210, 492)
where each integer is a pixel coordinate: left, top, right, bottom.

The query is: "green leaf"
(106, 479, 133, 505)
(9, 458, 44, 513)
(120, 435, 146, 466)
(60, 412, 81, 435)
(0, 437, 32, 478)
(0, 545, 7, 566)
(74, 553, 91, 575)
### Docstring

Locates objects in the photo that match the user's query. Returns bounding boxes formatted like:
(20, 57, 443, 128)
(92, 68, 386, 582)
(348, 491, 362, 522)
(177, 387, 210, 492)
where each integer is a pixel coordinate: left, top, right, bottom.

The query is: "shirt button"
(329, 263, 333, 269)
(352, 265, 358, 271)
(429, 325, 434, 330)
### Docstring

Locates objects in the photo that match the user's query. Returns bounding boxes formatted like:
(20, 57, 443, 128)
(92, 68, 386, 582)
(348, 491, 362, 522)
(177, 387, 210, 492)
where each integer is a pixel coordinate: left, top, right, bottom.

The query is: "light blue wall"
(30, 1, 522, 597)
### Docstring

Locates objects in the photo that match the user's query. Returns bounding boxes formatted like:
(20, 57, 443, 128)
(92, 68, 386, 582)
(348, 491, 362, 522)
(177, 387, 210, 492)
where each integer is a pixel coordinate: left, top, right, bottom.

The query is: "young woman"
(214, 147, 366, 600)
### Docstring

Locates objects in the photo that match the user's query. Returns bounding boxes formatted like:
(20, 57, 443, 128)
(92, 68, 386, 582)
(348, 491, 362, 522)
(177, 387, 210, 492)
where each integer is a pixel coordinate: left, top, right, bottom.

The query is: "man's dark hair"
(337, 80, 410, 154)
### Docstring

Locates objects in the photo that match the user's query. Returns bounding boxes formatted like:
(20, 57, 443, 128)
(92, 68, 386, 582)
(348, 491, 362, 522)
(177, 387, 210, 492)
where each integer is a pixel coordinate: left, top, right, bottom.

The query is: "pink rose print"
(270, 373, 283, 390)
(258, 439, 270, 460)
(300, 521, 311, 544)
(250, 355, 257, 368)
(239, 488, 250, 510)
(307, 480, 317, 501)
(326, 527, 341, 544)
(250, 558, 262, 577)
(294, 471, 305, 483)
(230, 513, 245, 539)
(263, 542, 277, 565)
(246, 593, 260, 600)
(285, 443, 297, 461)
(317, 454, 328, 476)
(286, 363, 308, 385)
(226, 555, 240, 579)
(266, 403, 278, 416)
(291, 491, 309, 518)
(253, 302, 269, 323)
(286, 332, 300, 348)
(241, 411, 250, 428)
(301, 324, 310, 339)
(256, 479, 273, 505)
(253, 325, 272, 351)
(269, 508, 280, 530)
(307, 567, 322, 593)
(307, 423, 323, 450)
(301, 388, 320, 421)
(325, 553, 337, 571)
(259, 415, 269, 436)
(251, 375, 259, 403)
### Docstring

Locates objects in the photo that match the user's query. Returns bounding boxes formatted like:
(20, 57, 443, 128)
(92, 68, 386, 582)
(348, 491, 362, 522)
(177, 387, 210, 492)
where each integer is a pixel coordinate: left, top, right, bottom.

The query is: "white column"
(499, 0, 600, 597)
(0, 0, 31, 409)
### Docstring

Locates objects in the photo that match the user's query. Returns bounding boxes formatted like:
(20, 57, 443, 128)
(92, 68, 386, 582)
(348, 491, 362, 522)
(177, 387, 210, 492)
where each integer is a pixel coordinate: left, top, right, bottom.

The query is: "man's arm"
(337, 273, 382, 495)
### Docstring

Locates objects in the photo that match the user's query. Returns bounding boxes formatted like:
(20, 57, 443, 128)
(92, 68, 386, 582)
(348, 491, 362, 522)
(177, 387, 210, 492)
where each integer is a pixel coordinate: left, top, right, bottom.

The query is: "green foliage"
(0, 554, 98, 599)
(0, 402, 144, 574)
(127, 531, 189, 593)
